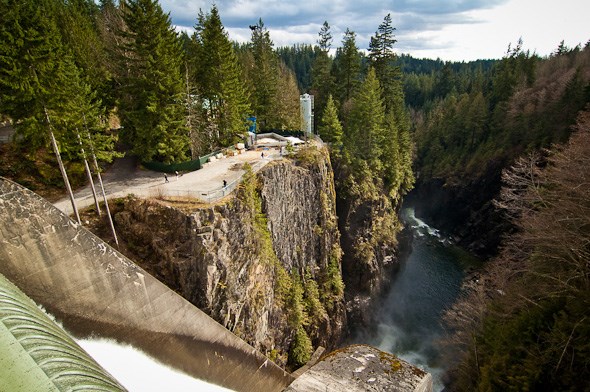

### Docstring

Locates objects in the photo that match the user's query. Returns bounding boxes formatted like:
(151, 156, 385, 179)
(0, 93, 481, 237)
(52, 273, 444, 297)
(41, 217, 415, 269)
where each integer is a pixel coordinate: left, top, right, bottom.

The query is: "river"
(354, 207, 480, 391)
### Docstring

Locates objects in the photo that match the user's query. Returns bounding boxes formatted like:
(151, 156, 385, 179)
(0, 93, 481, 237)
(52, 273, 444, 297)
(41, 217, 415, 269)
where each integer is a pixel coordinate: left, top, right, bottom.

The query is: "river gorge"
(353, 207, 481, 391)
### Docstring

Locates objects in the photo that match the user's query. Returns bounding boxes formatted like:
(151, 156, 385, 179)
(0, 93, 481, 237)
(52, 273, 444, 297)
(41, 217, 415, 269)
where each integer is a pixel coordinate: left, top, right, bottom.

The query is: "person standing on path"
(164, 173, 169, 183)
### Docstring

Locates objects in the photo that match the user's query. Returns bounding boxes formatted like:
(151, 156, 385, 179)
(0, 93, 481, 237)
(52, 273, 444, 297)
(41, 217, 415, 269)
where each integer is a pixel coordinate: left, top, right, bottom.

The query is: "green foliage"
(346, 67, 385, 163)
(368, 13, 405, 117)
(321, 247, 345, 310)
(317, 94, 343, 145)
(310, 21, 334, 117)
(116, 0, 188, 163)
(238, 19, 300, 132)
(341, 67, 414, 199)
(332, 29, 362, 105)
(303, 268, 327, 325)
(293, 145, 323, 167)
(277, 44, 317, 91)
(288, 326, 312, 368)
(189, 6, 251, 148)
(447, 114, 590, 390)
(0, 0, 119, 168)
(285, 270, 307, 329)
(413, 42, 590, 185)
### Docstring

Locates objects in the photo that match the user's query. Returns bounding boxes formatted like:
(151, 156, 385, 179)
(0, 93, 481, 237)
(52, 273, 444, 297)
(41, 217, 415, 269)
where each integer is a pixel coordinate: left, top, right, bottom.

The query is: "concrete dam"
(0, 177, 432, 391)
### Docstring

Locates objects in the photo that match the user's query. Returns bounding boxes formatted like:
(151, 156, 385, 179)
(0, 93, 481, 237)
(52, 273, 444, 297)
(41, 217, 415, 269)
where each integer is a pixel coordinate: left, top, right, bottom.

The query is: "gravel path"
(54, 149, 279, 216)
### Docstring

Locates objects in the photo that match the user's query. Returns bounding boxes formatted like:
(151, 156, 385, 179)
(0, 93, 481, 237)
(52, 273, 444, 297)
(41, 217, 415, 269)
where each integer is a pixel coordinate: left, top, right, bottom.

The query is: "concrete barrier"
(0, 177, 293, 392)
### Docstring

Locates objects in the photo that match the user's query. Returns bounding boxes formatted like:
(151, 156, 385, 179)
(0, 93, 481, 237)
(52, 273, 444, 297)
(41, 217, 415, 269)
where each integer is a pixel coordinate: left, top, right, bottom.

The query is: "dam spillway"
(0, 177, 293, 391)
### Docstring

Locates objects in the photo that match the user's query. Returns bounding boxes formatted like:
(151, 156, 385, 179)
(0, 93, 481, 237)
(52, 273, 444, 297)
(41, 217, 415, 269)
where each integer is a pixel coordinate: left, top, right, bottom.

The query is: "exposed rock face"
(104, 148, 346, 367)
(335, 181, 404, 329)
(260, 152, 347, 346)
(285, 344, 433, 392)
(409, 159, 511, 258)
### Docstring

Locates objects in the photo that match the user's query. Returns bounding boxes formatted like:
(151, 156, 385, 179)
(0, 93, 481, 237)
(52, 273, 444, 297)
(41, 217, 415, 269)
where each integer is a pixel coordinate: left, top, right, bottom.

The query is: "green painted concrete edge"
(0, 272, 127, 392)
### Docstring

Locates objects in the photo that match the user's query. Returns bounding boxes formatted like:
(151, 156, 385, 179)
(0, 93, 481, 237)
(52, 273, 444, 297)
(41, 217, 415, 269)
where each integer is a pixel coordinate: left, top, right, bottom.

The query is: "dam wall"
(0, 177, 293, 391)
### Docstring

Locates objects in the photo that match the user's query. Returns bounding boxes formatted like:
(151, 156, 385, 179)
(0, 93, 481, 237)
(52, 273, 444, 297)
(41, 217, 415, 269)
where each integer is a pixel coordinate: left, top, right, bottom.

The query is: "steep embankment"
(409, 159, 509, 258)
(411, 49, 590, 257)
(90, 147, 346, 369)
(332, 160, 410, 329)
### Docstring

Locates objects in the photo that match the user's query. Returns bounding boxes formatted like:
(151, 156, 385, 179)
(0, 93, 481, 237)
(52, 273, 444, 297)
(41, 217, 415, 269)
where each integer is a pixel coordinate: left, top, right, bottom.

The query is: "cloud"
(161, 0, 516, 58)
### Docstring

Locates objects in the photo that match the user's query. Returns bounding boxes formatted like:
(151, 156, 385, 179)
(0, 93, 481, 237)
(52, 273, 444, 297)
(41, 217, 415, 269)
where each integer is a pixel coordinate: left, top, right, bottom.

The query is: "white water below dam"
(76, 338, 235, 392)
(354, 207, 480, 391)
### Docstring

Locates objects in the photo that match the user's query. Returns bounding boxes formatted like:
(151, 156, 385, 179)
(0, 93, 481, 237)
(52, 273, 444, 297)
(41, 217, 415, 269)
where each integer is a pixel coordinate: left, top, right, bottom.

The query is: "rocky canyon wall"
(99, 147, 346, 368)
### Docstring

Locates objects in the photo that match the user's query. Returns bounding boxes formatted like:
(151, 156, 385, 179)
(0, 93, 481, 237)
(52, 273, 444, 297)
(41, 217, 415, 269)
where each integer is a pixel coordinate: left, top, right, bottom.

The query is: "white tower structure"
(300, 93, 314, 135)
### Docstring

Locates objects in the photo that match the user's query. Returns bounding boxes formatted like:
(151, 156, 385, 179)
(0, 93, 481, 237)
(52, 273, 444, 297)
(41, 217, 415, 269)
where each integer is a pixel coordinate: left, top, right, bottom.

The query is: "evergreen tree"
(277, 44, 316, 91)
(317, 94, 342, 145)
(247, 19, 280, 131)
(192, 5, 250, 147)
(117, 0, 188, 163)
(57, 0, 112, 108)
(0, 0, 111, 156)
(311, 21, 334, 119)
(332, 29, 361, 106)
(368, 14, 405, 118)
(94, 0, 129, 114)
(274, 62, 301, 130)
(0, 0, 120, 200)
(345, 67, 385, 165)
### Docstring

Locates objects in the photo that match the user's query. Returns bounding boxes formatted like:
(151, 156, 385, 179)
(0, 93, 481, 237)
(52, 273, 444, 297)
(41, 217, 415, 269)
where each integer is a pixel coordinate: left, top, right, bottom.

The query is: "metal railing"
(197, 155, 274, 203)
(155, 153, 278, 203)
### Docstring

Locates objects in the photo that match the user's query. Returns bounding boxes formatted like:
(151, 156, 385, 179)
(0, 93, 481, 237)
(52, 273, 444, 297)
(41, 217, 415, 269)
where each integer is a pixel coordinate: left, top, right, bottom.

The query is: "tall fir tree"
(247, 19, 280, 131)
(317, 94, 342, 145)
(345, 67, 385, 165)
(368, 14, 405, 117)
(117, 0, 188, 163)
(192, 5, 250, 148)
(332, 29, 361, 107)
(57, 0, 112, 108)
(0, 0, 117, 160)
(274, 62, 301, 130)
(311, 21, 334, 120)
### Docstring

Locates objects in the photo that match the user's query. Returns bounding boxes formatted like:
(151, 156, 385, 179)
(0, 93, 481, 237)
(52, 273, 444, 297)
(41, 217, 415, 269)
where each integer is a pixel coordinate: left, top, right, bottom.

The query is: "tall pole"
(45, 108, 81, 224)
(86, 131, 119, 248)
(77, 132, 101, 216)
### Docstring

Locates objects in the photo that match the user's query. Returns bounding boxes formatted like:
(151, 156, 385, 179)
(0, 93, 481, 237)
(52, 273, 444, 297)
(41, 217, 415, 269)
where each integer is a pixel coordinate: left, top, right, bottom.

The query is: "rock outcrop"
(333, 169, 406, 329)
(285, 345, 432, 392)
(409, 159, 511, 258)
(97, 147, 346, 368)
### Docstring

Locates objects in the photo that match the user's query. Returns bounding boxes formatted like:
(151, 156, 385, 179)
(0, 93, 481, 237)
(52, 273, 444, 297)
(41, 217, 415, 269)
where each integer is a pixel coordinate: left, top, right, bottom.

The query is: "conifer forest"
(1, 0, 590, 390)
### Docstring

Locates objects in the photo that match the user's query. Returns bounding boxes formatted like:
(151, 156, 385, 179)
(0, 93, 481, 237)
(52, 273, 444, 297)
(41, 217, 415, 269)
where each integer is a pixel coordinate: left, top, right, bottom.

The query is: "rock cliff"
(409, 159, 511, 258)
(90, 147, 346, 369)
(332, 160, 407, 329)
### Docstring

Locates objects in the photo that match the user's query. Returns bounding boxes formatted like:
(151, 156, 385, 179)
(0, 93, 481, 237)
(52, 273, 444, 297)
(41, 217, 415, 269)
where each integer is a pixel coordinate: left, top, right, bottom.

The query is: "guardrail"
(157, 154, 278, 203)
(197, 156, 273, 203)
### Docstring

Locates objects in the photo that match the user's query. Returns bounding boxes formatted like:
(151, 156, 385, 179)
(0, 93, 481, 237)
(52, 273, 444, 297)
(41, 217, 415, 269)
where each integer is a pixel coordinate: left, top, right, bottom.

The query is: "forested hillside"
(444, 108, 590, 391)
(407, 41, 590, 255)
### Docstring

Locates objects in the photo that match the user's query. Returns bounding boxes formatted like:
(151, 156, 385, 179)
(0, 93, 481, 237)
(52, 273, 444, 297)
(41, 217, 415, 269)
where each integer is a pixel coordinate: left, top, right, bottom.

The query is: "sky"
(162, 0, 589, 61)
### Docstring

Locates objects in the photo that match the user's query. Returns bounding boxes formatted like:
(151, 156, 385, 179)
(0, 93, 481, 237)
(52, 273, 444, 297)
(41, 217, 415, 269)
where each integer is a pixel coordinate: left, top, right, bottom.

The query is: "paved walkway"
(54, 149, 279, 216)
